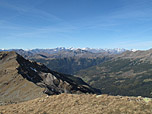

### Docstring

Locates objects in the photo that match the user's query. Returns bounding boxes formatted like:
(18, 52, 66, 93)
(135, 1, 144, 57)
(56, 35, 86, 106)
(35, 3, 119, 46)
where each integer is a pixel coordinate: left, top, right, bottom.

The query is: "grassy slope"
(0, 52, 45, 105)
(0, 94, 152, 114)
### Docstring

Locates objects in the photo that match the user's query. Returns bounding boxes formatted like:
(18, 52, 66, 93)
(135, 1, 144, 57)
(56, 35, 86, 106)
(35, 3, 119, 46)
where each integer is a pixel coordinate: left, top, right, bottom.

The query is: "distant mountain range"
(0, 48, 127, 75)
(0, 47, 128, 55)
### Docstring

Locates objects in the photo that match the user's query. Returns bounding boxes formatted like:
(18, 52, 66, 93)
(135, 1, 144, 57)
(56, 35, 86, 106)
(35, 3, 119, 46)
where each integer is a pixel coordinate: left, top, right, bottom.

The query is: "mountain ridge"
(0, 51, 100, 105)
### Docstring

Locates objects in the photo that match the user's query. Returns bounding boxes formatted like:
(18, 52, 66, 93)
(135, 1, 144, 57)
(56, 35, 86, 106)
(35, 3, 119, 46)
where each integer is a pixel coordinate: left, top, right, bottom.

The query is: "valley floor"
(0, 94, 152, 114)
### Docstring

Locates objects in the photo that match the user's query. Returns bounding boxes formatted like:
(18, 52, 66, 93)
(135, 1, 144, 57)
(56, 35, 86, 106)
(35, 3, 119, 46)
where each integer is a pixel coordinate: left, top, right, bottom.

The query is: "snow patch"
(30, 67, 37, 72)
(131, 49, 138, 52)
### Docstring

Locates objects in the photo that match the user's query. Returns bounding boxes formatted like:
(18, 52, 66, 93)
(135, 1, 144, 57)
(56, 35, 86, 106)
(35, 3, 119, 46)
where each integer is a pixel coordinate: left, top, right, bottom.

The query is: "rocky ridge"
(0, 51, 100, 105)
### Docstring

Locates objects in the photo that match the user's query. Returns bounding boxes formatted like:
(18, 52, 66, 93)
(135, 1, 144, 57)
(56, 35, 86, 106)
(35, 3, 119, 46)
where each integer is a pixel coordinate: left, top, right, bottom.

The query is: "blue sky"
(0, 0, 152, 50)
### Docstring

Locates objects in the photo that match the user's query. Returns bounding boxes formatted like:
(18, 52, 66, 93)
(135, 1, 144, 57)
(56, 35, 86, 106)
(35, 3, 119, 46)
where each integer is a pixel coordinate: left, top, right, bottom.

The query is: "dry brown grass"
(0, 51, 45, 105)
(0, 94, 152, 114)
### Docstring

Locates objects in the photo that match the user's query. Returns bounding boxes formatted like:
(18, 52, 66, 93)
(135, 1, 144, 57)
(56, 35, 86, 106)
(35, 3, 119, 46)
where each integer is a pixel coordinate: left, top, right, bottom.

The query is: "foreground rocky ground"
(0, 94, 152, 114)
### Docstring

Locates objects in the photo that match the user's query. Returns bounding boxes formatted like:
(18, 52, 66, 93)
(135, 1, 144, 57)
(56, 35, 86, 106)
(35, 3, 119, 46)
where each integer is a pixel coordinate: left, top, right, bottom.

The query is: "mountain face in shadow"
(0, 51, 100, 105)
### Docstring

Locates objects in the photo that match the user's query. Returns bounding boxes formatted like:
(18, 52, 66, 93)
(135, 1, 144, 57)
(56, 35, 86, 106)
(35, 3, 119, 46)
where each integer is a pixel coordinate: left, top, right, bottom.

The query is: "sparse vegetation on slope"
(0, 51, 45, 105)
(77, 57, 152, 97)
(0, 94, 152, 114)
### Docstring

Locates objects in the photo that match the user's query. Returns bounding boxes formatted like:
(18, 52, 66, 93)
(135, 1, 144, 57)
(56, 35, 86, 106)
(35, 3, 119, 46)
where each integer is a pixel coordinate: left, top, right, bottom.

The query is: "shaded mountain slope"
(32, 57, 110, 75)
(0, 51, 100, 105)
(77, 49, 152, 97)
(27, 49, 113, 75)
(0, 94, 152, 114)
